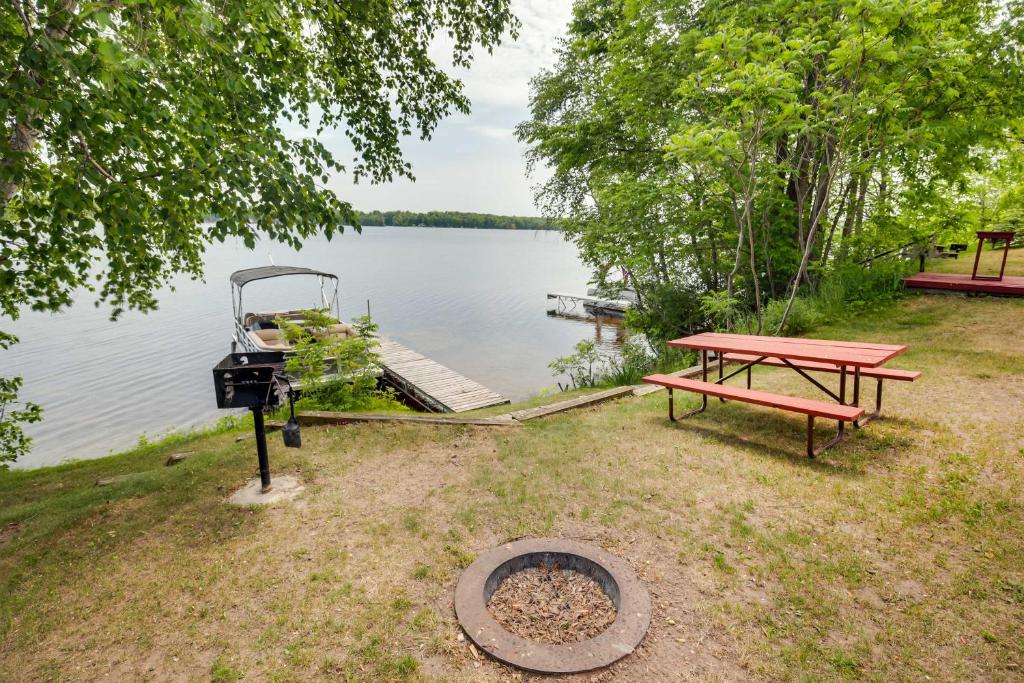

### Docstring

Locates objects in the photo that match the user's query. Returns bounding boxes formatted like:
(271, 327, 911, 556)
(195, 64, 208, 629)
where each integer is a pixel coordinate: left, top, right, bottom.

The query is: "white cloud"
(469, 124, 514, 139)
(327, 0, 574, 215)
(434, 0, 574, 109)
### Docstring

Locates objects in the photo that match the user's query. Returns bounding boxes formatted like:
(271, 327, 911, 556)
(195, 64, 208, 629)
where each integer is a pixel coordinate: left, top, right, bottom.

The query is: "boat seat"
(324, 323, 357, 339)
(248, 329, 291, 351)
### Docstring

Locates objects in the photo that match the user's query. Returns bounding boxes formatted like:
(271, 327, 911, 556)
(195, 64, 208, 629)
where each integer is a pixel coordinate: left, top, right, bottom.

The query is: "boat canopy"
(230, 266, 341, 322)
(229, 266, 338, 288)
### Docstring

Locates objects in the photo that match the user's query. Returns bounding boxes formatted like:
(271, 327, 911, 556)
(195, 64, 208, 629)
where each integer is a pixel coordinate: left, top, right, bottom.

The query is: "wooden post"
(972, 231, 1016, 281)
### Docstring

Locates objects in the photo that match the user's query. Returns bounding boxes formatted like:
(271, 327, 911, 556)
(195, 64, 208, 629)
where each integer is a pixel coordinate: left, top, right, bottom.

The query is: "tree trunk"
(776, 137, 840, 333)
(0, 1, 79, 209)
(820, 175, 855, 267)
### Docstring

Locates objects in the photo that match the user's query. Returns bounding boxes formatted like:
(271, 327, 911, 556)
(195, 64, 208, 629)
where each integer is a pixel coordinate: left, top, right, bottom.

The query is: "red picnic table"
(643, 332, 919, 457)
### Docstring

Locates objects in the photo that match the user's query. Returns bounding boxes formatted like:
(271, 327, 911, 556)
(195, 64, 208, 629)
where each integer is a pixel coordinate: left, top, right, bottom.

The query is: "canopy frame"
(230, 266, 340, 323)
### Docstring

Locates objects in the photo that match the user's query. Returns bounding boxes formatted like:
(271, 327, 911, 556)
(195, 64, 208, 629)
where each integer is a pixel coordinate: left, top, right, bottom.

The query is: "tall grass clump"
(737, 257, 916, 335)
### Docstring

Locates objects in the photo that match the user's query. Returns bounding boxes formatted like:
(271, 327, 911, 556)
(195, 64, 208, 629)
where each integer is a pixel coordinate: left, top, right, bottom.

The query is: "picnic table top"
(668, 332, 907, 368)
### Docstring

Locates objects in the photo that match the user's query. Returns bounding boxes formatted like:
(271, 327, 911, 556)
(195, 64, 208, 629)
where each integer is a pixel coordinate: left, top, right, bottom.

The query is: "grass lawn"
(2, 279, 1023, 680)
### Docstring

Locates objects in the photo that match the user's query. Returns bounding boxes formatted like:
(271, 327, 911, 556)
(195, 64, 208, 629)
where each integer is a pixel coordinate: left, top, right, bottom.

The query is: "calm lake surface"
(4, 227, 625, 468)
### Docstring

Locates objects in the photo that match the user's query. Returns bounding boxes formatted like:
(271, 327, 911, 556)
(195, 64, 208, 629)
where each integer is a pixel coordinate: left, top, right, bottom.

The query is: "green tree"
(277, 310, 382, 411)
(520, 0, 1024, 339)
(0, 0, 516, 465)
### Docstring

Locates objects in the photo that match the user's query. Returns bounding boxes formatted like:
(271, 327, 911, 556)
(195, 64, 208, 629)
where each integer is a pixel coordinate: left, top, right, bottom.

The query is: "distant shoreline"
(356, 210, 558, 231)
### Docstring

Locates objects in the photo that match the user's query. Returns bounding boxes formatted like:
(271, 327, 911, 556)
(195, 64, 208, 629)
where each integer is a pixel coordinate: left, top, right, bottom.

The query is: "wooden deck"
(904, 272, 1024, 296)
(377, 339, 509, 413)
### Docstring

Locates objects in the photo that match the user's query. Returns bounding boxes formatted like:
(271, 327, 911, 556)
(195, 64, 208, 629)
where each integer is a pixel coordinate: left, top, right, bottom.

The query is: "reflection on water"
(3, 226, 623, 468)
(547, 310, 629, 345)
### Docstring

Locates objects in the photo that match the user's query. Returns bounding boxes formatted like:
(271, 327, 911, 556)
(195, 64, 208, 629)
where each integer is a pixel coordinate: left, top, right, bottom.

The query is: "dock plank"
(377, 338, 508, 413)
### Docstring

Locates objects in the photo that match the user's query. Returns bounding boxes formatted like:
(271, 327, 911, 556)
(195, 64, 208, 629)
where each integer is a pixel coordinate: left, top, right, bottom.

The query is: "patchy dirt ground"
(2, 290, 1024, 682)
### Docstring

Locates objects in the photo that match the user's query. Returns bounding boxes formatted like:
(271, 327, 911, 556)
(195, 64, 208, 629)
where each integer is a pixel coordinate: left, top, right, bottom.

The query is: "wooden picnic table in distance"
(642, 332, 914, 457)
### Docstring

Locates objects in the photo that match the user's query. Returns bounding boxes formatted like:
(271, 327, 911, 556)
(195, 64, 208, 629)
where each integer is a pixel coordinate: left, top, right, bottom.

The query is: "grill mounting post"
(213, 351, 290, 493)
(252, 405, 272, 492)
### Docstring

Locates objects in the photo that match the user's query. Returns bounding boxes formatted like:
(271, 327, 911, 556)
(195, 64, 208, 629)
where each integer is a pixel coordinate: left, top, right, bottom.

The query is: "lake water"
(3, 227, 625, 469)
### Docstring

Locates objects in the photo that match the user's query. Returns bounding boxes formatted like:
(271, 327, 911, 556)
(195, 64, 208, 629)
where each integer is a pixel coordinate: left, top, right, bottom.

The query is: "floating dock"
(547, 291, 632, 317)
(904, 272, 1024, 296)
(377, 339, 509, 413)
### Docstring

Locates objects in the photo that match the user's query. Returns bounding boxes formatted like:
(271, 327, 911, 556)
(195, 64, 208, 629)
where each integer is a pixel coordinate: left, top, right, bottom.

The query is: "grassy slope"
(1, 256, 1023, 681)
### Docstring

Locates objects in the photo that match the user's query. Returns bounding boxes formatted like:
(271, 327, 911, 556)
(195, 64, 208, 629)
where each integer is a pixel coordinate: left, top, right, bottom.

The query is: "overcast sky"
(327, 0, 574, 217)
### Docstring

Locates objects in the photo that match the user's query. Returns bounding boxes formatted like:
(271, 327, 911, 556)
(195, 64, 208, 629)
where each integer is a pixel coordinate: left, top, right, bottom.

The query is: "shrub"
(735, 257, 916, 336)
(602, 338, 655, 386)
(700, 290, 743, 332)
(823, 259, 913, 312)
(759, 297, 822, 336)
(548, 339, 603, 389)
(549, 338, 656, 389)
(625, 284, 707, 345)
(276, 309, 396, 411)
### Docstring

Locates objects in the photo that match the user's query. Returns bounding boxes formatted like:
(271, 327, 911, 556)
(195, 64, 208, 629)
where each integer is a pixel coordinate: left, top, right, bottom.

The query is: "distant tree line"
(356, 210, 557, 230)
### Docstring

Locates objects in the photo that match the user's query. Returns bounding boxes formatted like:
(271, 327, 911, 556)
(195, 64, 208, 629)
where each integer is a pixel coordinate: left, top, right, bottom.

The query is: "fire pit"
(454, 538, 650, 674)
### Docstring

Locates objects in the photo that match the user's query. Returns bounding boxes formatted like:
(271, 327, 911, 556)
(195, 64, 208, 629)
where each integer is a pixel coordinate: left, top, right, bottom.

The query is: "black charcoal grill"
(213, 351, 299, 493)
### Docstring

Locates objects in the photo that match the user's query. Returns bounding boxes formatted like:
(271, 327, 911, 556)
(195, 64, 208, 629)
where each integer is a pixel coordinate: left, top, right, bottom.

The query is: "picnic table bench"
(643, 332, 920, 458)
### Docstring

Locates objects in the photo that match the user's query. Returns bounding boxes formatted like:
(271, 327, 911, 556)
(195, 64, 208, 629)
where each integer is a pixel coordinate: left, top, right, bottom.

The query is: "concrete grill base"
(227, 475, 304, 506)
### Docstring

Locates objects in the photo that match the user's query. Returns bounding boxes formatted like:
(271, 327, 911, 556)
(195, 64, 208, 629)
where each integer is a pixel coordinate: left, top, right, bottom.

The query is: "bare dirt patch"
(487, 563, 617, 644)
(0, 521, 18, 545)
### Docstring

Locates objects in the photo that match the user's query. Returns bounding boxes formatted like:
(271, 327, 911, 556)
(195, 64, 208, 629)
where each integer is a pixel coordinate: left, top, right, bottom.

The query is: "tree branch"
(11, 0, 33, 36)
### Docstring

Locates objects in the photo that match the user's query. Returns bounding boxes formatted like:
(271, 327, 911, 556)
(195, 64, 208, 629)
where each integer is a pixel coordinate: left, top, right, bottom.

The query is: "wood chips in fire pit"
(486, 563, 617, 644)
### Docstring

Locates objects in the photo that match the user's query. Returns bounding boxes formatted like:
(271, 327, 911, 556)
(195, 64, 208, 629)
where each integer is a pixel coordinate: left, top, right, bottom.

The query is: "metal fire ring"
(454, 538, 651, 674)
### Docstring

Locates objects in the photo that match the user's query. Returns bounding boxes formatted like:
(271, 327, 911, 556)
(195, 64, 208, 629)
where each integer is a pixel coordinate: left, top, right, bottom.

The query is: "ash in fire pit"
(487, 562, 617, 644)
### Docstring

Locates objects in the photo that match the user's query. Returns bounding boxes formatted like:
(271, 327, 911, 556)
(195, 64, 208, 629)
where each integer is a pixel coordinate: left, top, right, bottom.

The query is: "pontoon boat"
(230, 266, 359, 354)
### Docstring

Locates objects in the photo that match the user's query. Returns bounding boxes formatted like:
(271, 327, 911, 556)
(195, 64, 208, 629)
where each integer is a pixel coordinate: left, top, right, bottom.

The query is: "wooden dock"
(547, 291, 631, 317)
(377, 339, 509, 413)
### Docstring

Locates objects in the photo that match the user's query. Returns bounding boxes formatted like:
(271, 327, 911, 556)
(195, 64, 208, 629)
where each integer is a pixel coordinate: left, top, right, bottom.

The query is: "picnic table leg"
(807, 415, 847, 459)
(718, 353, 726, 402)
(807, 364, 851, 457)
(670, 350, 708, 421)
(838, 365, 847, 436)
(852, 367, 861, 429)
(855, 379, 884, 427)
(669, 387, 707, 421)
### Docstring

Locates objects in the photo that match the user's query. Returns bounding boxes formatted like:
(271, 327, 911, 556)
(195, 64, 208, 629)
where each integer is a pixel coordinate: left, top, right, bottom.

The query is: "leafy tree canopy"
(0, 0, 516, 465)
(519, 0, 1024, 339)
